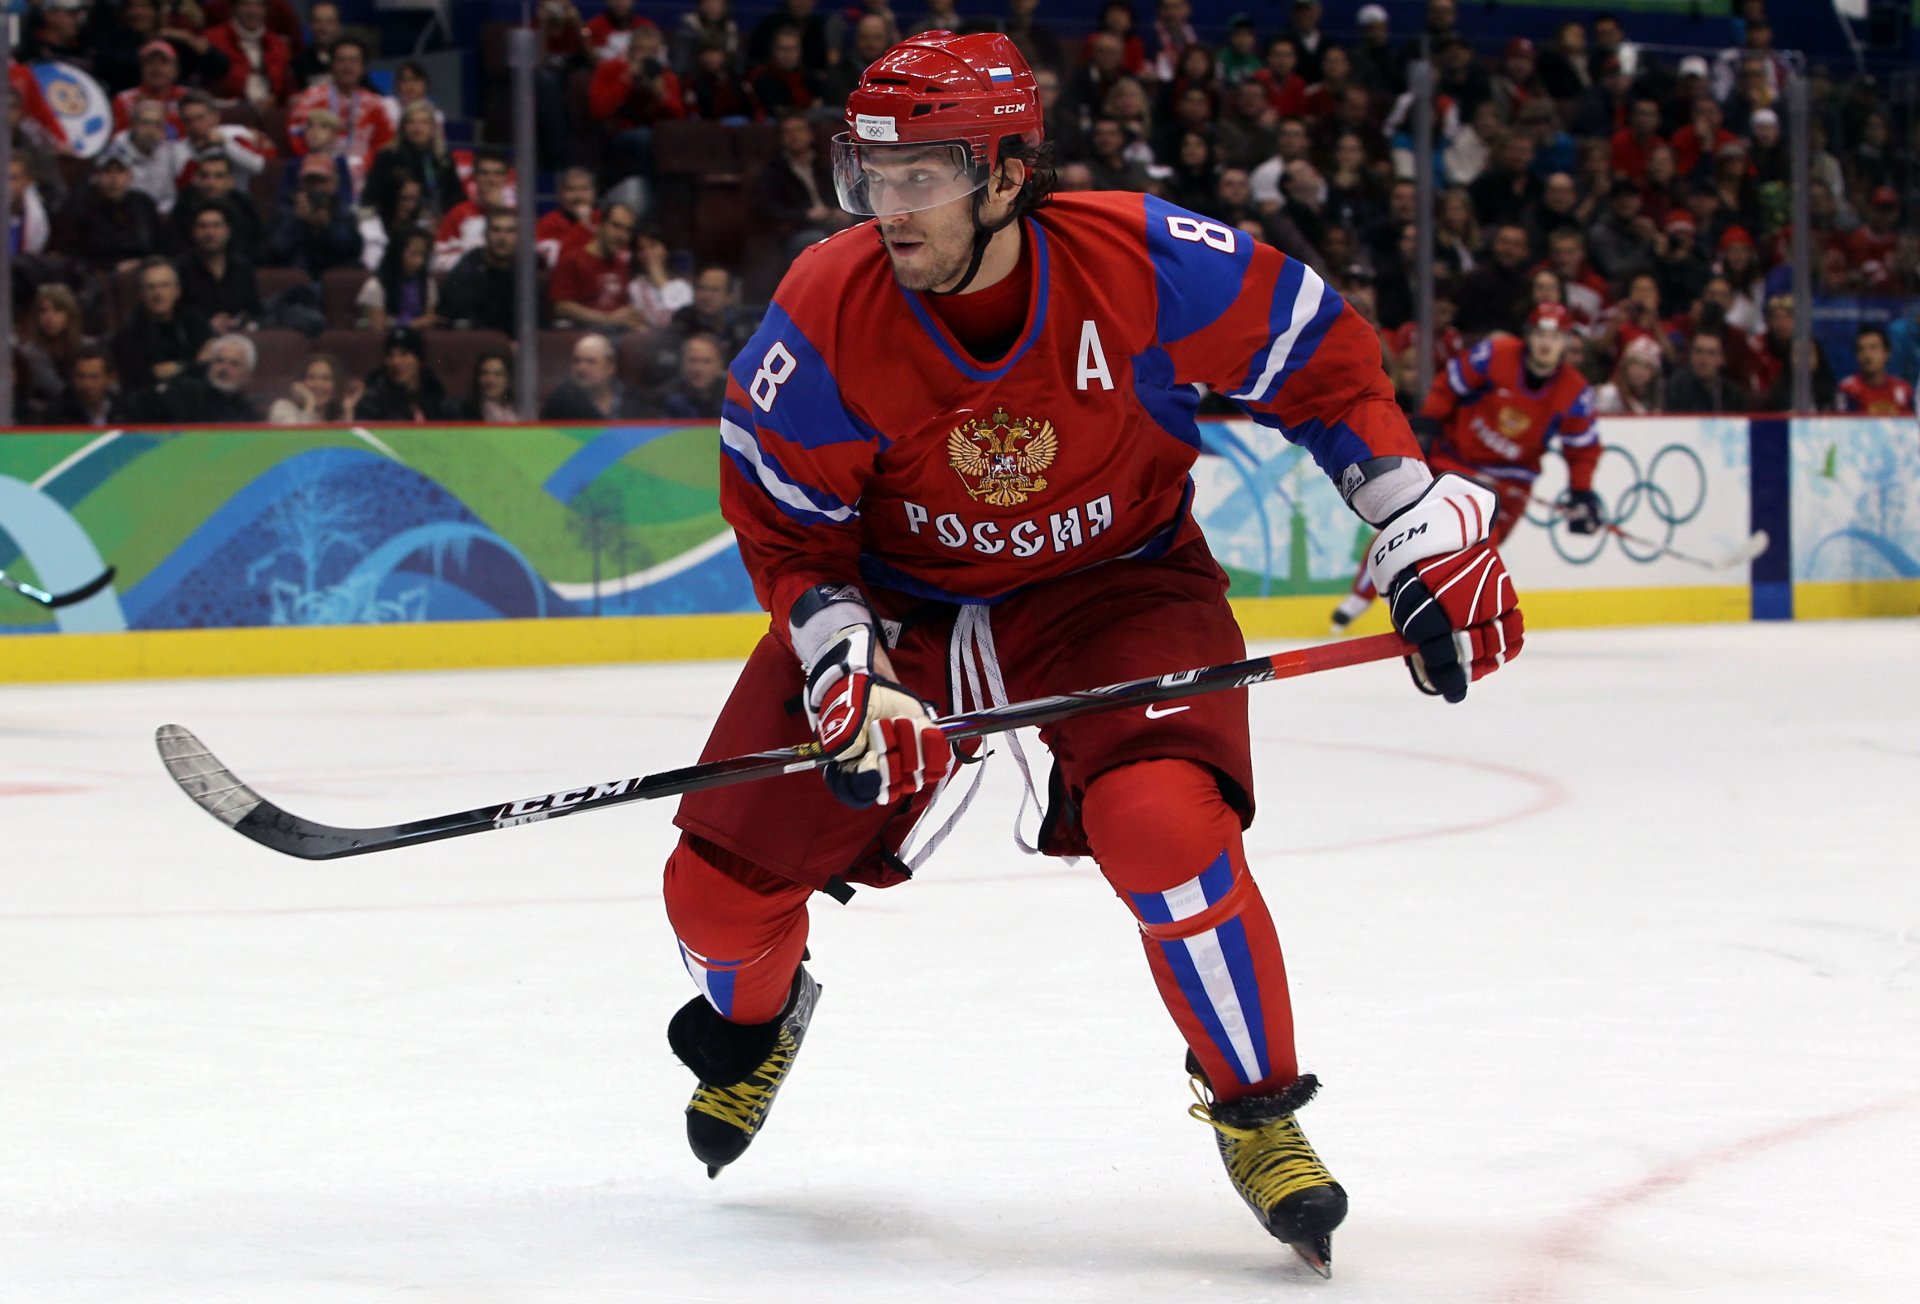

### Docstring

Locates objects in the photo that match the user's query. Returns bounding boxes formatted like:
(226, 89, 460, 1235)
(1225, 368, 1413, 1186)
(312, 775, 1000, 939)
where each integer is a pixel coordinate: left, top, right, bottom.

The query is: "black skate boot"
(1188, 1055, 1348, 1277)
(668, 967, 821, 1178)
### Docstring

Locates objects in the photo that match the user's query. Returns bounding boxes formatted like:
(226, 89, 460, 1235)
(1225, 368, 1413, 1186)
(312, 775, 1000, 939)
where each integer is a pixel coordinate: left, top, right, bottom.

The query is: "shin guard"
(663, 834, 814, 1026)
(1082, 760, 1301, 1101)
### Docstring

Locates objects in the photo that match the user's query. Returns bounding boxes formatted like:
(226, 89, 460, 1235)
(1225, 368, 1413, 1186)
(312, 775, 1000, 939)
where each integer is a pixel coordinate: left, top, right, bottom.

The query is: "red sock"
(1082, 760, 1301, 1101)
(663, 835, 813, 1025)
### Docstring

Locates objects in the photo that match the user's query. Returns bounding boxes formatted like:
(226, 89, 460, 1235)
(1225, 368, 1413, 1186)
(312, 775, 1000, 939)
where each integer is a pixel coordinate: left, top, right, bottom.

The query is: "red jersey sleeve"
(1142, 196, 1421, 499)
(718, 286, 884, 641)
(1551, 377, 1600, 491)
(1421, 335, 1502, 424)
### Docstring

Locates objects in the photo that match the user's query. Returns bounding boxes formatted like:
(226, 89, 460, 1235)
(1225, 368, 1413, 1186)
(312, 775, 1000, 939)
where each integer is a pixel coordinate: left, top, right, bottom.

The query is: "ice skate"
(1189, 1059, 1347, 1277)
(1330, 592, 1370, 636)
(668, 967, 820, 1178)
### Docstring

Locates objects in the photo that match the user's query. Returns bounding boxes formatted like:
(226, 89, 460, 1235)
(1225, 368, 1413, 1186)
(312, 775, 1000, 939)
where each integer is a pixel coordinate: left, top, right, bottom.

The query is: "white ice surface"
(3, 622, 1917, 1304)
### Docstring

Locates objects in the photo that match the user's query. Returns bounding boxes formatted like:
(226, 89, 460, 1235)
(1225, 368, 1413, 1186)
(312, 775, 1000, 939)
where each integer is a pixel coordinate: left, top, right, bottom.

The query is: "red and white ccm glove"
(793, 587, 952, 809)
(1365, 474, 1525, 703)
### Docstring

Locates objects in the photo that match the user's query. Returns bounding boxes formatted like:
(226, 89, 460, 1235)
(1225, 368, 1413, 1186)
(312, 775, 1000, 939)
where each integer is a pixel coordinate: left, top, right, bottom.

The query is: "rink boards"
(0, 415, 1914, 680)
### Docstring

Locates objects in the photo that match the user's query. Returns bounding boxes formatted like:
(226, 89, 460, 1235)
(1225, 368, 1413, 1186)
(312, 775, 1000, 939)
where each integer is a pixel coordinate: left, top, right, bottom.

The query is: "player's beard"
(879, 205, 977, 293)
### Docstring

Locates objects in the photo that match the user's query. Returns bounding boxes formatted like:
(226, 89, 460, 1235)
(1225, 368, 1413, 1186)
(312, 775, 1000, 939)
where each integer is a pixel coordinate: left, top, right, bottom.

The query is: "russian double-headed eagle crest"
(947, 407, 1058, 507)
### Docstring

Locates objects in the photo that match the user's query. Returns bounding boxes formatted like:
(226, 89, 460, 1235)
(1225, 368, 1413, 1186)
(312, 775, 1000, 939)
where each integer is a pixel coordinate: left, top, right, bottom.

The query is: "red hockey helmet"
(1528, 302, 1574, 334)
(832, 31, 1044, 217)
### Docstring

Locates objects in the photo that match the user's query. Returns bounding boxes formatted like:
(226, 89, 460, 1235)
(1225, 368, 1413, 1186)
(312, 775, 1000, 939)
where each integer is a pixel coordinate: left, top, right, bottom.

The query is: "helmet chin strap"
(925, 177, 1022, 297)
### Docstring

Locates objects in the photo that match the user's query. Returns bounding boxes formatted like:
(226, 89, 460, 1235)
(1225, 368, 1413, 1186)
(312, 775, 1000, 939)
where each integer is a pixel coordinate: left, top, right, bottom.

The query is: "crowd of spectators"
(7, 0, 1920, 428)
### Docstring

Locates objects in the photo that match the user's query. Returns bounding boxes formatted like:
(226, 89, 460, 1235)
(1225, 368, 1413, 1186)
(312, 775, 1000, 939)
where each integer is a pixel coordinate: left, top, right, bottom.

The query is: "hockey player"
(1333, 302, 1598, 631)
(662, 32, 1523, 1275)
(1836, 325, 1916, 416)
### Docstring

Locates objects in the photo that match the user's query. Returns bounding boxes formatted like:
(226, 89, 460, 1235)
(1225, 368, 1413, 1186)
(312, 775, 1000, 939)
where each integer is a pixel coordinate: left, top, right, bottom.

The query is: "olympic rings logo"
(1525, 442, 1707, 565)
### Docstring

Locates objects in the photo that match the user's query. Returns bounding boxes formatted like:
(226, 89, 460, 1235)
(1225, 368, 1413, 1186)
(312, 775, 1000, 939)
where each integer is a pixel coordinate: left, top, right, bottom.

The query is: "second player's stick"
(0, 565, 117, 608)
(1534, 495, 1769, 571)
(156, 631, 1414, 862)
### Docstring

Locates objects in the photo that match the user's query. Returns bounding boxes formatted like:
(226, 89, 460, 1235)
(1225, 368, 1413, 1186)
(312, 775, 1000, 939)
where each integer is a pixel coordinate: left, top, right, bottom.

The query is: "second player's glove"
(803, 620, 952, 809)
(1561, 488, 1604, 536)
(1366, 473, 1525, 703)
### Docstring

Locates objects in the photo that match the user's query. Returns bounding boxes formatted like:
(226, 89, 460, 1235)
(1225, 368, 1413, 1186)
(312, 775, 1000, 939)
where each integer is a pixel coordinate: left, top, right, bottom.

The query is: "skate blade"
(1288, 1236, 1333, 1279)
(706, 1164, 722, 1180)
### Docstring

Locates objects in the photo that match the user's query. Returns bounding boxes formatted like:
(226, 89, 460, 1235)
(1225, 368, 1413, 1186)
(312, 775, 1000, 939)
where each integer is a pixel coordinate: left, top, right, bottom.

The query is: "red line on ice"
(1498, 1091, 1920, 1303)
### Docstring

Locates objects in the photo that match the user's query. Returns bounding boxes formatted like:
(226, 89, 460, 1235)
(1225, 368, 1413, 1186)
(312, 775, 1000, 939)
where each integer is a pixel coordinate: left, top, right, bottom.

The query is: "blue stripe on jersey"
(1197, 848, 1234, 903)
(899, 219, 1052, 383)
(1214, 915, 1270, 1082)
(1131, 345, 1204, 450)
(1232, 256, 1308, 398)
(720, 402, 857, 526)
(1265, 281, 1345, 400)
(1245, 412, 1375, 482)
(1143, 194, 1255, 345)
(728, 304, 886, 450)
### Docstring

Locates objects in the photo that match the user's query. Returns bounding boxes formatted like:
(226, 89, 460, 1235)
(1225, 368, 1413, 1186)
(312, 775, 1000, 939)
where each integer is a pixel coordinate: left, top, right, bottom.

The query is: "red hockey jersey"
(1836, 373, 1914, 415)
(720, 190, 1419, 634)
(1422, 334, 1599, 491)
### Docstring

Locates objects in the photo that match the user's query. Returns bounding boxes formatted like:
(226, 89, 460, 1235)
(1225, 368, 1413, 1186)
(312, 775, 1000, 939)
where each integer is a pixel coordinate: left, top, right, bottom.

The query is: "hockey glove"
(1562, 488, 1604, 536)
(802, 621, 952, 809)
(1365, 473, 1525, 703)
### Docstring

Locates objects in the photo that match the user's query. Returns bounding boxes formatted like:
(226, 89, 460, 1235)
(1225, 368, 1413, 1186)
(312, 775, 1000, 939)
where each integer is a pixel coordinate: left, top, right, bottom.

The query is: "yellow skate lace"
(688, 1031, 798, 1132)
(1189, 1076, 1335, 1210)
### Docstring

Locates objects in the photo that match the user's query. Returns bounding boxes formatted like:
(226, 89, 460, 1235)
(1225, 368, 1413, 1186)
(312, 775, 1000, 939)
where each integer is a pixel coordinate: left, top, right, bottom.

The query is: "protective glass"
(830, 136, 984, 216)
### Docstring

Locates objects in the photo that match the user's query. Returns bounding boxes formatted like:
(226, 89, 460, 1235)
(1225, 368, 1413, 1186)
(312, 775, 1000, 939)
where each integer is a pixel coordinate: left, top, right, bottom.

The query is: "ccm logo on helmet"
(993, 103, 1024, 114)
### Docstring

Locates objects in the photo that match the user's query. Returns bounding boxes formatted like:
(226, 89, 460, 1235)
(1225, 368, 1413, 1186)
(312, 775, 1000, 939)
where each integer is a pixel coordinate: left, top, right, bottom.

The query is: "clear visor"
(830, 136, 985, 217)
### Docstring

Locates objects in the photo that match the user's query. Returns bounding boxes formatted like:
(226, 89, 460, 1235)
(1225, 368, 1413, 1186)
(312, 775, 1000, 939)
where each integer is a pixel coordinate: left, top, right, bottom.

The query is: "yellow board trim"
(2, 585, 1765, 683)
(0, 613, 772, 683)
(1792, 579, 1920, 620)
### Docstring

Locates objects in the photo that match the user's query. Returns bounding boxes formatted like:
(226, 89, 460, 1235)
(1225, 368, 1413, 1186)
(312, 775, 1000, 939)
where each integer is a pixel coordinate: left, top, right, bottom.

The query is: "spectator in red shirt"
(590, 22, 686, 177)
(588, 0, 657, 65)
(111, 41, 188, 133)
(552, 201, 652, 331)
(537, 167, 600, 269)
(201, 0, 304, 52)
(1609, 97, 1665, 182)
(432, 152, 513, 272)
(1540, 227, 1611, 325)
(1838, 326, 1916, 415)
(747, 25, 821, 117)
(1846, 186, 1902, 288)
(1670, 95, 1736, 182)
(1081, 1, 1147, 76)
(289, 38, 395, 180)
(684, 38, 757, 121)
(1256, 35, 1309, 119)
(207, 0, 294, 107)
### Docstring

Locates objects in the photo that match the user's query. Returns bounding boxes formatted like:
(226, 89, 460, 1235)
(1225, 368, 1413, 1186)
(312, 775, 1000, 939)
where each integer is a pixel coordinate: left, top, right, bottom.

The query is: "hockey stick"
(1532, 495, 1768, 571)
(155, 631, 1414, 862)
(0, 565, 117, 608)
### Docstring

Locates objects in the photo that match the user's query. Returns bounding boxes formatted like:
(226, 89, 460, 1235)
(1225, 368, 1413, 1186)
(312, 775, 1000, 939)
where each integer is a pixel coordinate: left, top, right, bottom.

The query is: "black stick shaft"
(157, 632, 1411, 861)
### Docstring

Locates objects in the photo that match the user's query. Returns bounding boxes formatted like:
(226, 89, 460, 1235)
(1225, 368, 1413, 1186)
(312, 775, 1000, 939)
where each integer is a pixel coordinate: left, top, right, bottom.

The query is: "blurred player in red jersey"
(660, 32, 1523, 1275)
(1333, 303, 1599, 632)
(1836, 326, 1915, 415)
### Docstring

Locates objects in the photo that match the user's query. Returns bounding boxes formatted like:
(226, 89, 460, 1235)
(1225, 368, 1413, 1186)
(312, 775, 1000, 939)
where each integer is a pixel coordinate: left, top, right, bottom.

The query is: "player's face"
(1526, 326, 1567, 371)
(1856, 334, 1888, 377)
(877, 180, 984, 292)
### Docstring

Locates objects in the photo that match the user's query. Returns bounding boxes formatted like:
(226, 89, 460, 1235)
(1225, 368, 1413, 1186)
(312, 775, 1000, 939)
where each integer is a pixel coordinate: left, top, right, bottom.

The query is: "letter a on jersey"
(1077, 319, 1113, 391)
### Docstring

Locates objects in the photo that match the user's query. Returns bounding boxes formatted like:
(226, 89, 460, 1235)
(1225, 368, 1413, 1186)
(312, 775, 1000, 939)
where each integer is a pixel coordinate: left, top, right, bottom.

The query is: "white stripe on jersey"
(720, 418, 857, 523)
(1229, 265, 1328, 403)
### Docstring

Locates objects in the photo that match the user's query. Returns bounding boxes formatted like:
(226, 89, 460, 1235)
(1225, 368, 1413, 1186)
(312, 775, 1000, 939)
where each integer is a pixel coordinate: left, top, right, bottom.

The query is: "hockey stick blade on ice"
(155, 631, 1413, 861)
(0, 565, 117, 608)
(1534, 495, 1768, 571)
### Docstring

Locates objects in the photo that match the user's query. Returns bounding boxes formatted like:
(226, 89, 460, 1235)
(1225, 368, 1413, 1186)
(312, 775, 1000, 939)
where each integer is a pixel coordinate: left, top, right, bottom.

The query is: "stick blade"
(1718, 530, 1771, 569)
(156, 724, 373, 860)
(45, 566, 117, 607)
(156, 724, 266, 828)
